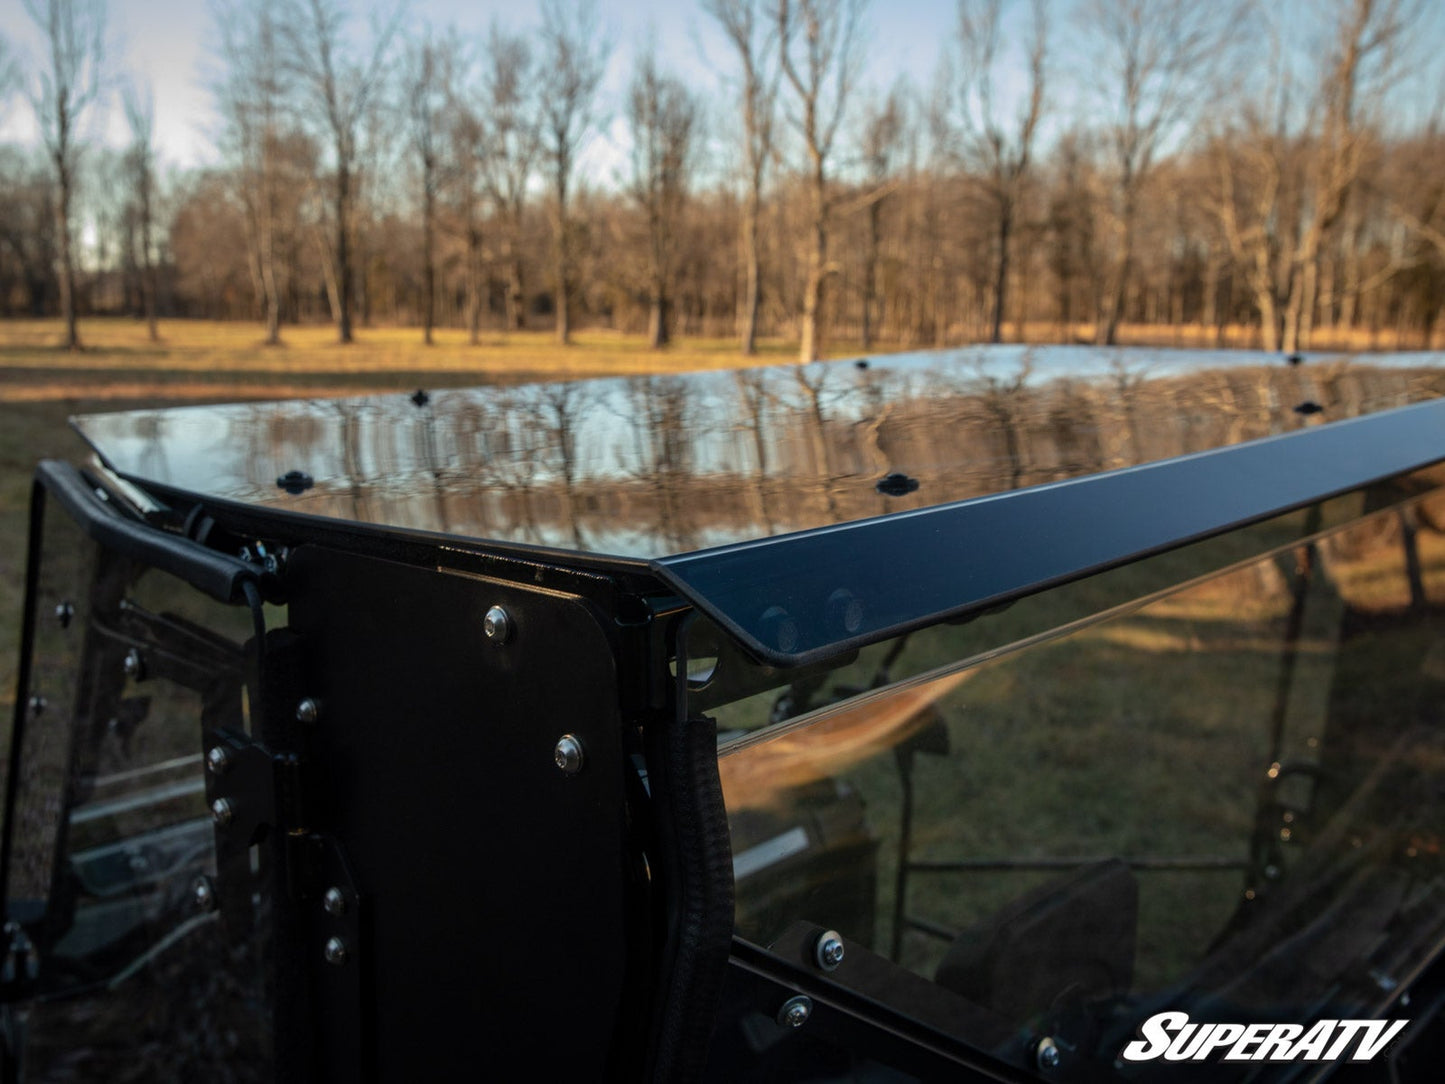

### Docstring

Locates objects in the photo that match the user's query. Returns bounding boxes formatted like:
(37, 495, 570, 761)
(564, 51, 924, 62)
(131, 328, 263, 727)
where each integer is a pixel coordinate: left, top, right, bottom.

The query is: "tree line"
(2, 0, 1444, 360)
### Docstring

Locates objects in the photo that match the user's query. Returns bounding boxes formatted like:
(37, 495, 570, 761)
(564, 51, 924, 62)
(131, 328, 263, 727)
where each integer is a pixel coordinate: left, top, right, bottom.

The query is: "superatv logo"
(1121, 1012, 1408, 1063)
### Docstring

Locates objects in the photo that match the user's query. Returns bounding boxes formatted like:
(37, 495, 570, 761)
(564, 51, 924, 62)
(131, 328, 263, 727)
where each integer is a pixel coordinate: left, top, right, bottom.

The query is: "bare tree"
(1078, 0, 1238, 346)
(122, 81, 158, 341)
(1287, 0, 1420, 351)
(479, 22, 541, 332)
(628, 51, 700, 349)
(25, 0, 106, 350)
(1210, 0, 1420, 352)
(857, 82, 908, 349)
(704, 0, 779, 355)
(537, 0, 608, 345)
(775, 0, 867, 362)
(283, 0, 399, 344)
(0, 35, 19, 115)
(402, 28, 456, 345)
(951, 0, 1047, 343)
(444, 98, 488, 345)
(215, 0, 291, 344)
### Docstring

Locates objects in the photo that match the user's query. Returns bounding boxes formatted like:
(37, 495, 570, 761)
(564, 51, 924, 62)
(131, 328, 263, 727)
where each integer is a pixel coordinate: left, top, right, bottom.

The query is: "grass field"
(0, 317, 830, 402)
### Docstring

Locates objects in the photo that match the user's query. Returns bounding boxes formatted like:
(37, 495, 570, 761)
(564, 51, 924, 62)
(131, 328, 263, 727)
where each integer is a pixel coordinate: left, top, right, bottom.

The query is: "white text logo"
(1120, 1011, 1409, 1063)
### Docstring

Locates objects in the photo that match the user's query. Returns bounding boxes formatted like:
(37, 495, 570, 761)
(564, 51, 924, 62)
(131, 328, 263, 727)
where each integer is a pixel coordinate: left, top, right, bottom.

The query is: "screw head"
(206, 746, 231, 775)
(295, 697, 320, 724)
(210, 798, 234, 827)
(324, 937, 348, 965)
(776, 995, 812, 1028)
(193, 876, 216, 913)
(814, 930, 845, 971)
(55, 601, 74, 628)
(1035, 1036, 1061, 1071)
(554, 734, 585, 775)
(483, 605, 513, 644)
(123, 649, 144, 680)
(323, 887, 347, 916)
(27, 696, 46, 717)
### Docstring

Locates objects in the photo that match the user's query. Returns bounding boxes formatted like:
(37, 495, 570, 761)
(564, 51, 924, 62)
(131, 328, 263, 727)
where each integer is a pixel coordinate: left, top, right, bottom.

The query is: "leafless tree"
(704, 0, 779, 355)
(628, 51, 700, 349)
(774, 0, 867, 362)
(25, 0, 107, 350)
(479, 23, 541, 332)
(401, 28, 456, 345)
(951, 0, 1047, 343)
(537, 0, 608, 345)
(1211, 0, 1420, 352)
(283, 0, 399, 344)
(1288, 0, 1420, 351)
(857, 81, 908, 349)
(1078, 0, 1239, 346)
(215, 0, 290, 344)
(122, 81, 158, 341)
(0, 35, 19, 116)
(444, 99, 488, 345)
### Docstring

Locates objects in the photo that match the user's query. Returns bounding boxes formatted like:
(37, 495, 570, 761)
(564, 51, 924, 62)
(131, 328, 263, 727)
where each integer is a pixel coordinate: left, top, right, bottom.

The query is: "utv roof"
(73, 346, 1445, 665)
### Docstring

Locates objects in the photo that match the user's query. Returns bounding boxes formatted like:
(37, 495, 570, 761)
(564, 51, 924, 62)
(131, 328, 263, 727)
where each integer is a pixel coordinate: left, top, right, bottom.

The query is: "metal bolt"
(55, 601, 74, 628)
(193, 876, 216, 913)
(776, 995, 812, 1029)
(324, 937, 348, 965)
(483, 605, 513, 644)
(123, 649, 144, 680)
(206, 746, 231, 775)
(210, 798, 234, 827)
(295, 697, 320, 725)
(323, 887, 347, 916)
(1035, 1036, 1061, 1072)
(814, 930, 845, 971)
(27, 696, 46, 717)
(554, 734, 585, 775)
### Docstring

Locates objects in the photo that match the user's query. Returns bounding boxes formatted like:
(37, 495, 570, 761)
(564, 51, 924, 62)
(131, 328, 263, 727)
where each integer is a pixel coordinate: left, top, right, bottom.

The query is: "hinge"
(204, 729, 305, 848)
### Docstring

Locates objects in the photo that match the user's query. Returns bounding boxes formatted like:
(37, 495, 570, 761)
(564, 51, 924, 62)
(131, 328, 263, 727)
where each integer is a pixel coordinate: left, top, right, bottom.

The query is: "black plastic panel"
(654, 399, 1445, 666)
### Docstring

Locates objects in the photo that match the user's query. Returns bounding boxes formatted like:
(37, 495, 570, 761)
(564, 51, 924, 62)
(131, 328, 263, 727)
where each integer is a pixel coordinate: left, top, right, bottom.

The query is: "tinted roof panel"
(73, 346, 1445, 563)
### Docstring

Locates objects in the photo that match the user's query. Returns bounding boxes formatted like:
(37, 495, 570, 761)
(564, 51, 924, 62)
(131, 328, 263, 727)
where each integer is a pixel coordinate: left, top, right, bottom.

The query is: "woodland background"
(2, 0, 1445, 361)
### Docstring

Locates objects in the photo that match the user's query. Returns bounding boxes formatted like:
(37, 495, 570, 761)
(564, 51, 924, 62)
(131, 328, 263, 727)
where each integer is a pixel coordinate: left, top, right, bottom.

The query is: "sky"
(5, 0, 1442, 183)
(0, 0, 972, 173)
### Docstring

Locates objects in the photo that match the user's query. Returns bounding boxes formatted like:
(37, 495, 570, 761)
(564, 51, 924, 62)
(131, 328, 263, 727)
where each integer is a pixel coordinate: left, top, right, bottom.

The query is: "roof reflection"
(73, 346, 1445, 561)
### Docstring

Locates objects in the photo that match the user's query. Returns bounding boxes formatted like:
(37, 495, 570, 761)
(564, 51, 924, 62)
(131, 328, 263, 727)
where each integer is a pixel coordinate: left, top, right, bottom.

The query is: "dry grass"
(991, 320, 1439, 353)
(0, 317, 861, 403)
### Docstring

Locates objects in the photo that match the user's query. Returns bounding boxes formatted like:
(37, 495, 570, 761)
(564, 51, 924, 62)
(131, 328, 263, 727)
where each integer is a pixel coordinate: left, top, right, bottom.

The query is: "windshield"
(714, 472, 1445, 1077)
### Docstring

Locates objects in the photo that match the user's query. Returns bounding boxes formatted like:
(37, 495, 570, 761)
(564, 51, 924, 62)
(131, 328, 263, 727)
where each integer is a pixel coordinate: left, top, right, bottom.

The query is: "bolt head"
(323, 887, 347, 916)
(814, 930, 845, 971)
(324, 937, 348, 965)
(483, 605, 512, 644)
(55, 601, 74, 628)
(193, 877, 216, 913)
(210, 797, 234, 827)
(1035, 1037, 1061, 1071)
(776, 995, 812, 1028)
(123, 649, 144, 680)
(27, 696, 46, 717)
(206, 746, 231, 775)
(295, 697, 320, 724)
(554, 734, 585, 775)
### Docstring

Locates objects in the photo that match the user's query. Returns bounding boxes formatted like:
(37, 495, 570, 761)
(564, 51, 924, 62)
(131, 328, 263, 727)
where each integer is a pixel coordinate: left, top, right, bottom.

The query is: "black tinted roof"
(74, 346, 1443, 562)
(74, 346, 1445, 664)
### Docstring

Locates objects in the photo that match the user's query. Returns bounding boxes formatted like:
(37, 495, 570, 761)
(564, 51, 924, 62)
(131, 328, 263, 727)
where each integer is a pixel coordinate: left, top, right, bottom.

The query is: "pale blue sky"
(0, 0, 971, 170)
(3, 0, 1442, 178)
